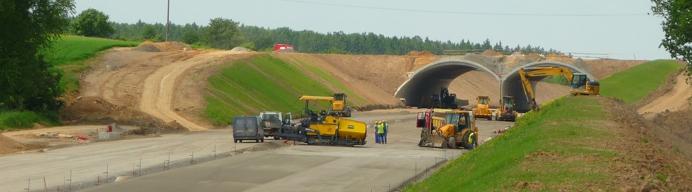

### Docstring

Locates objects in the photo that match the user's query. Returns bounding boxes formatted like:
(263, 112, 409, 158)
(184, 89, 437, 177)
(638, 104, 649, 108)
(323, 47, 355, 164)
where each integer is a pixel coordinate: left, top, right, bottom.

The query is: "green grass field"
(600, 60, 681, 104)
(406, 97, 616, 191)
(44, 35, 138, 92)
(205, 55, 354, 125)
(0, 111, 58, 131)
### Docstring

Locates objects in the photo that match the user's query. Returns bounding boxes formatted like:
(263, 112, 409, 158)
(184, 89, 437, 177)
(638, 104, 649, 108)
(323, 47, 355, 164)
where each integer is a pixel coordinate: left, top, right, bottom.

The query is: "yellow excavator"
(518, 66, 600, 110)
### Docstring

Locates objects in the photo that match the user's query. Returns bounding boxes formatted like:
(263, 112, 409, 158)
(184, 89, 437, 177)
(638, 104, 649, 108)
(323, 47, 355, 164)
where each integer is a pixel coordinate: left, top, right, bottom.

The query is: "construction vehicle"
(518, 66, 600, 110)
(258, 111, 282, 139)
(472, 96, 496, 120)
(416, 109, 479, 149)
(295, 93, 352, 117)
(274, 94, 367, 146)
(429, 88, 458, 109)
(494, 96, 518, 121)
(300, 95, 366, 145)
(232, 116, 264, 143)
(331, 93, 352, 117)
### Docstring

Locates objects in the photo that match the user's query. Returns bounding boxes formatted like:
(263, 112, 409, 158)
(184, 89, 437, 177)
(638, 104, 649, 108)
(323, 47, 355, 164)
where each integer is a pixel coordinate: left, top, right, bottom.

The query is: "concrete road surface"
(83, 110, 513, 192)
(0, 129, 259, 192)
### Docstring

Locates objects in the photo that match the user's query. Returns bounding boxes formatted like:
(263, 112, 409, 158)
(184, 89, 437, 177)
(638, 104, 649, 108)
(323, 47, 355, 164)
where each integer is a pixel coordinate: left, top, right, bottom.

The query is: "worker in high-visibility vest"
(374, 121, 381, 144)
(376, 121, 385, 144)
(382, 121, 389, 144)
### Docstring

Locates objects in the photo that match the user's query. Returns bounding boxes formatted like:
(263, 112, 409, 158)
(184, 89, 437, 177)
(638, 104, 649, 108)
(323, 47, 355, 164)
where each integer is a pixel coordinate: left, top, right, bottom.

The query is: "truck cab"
(258, 112, 283, 139)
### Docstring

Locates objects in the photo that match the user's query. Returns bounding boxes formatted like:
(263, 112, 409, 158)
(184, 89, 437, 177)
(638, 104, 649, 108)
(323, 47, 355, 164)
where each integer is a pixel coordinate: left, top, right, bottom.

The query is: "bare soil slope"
(275, 53, 416, 105)
(639, 73, 692, 116)
(68, 43, 254, 131)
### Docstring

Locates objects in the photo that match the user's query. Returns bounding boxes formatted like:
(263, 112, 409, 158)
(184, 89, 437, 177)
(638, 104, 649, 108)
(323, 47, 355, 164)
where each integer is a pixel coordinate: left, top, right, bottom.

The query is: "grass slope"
(44, 35, 138, 92)
(205, 55, 350, 125)
(600, 60, 681, 104)
(407, 97, 616, 191)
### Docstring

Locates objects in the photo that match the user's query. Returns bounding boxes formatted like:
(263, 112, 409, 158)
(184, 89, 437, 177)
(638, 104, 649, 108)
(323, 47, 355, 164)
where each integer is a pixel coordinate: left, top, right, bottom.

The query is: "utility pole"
(165, 0, 170, 42)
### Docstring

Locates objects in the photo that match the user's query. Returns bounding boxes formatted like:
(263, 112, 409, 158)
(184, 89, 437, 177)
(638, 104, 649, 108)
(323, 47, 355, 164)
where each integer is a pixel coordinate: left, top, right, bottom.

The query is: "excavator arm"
(518, 66, 575, 110)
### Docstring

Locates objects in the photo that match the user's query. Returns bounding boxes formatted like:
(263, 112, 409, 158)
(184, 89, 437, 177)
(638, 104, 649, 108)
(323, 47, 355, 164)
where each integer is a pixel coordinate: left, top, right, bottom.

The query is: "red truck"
(273, 43, 294, 52)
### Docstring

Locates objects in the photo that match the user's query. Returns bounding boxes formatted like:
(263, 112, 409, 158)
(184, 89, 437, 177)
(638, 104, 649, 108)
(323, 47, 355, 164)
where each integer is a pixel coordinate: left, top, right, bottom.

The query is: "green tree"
(204, 18, 242, 49)
(142, 25, 157, 40)
(652, 0, 691, 71)
(0, 0, 74, 111)
(72, 8, 113, 37)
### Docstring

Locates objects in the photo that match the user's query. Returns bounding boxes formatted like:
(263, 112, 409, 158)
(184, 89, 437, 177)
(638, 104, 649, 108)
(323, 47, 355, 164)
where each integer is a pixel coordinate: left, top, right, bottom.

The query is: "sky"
(74, 0, 671, 60)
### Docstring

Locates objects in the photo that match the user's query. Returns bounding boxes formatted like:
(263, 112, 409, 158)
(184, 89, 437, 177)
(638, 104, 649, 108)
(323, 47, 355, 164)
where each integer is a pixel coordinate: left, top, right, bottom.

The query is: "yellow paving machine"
(275, 93, 366, 146)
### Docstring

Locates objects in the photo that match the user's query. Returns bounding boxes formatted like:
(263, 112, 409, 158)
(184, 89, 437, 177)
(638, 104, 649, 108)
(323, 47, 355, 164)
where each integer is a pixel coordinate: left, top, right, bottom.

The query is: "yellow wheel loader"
(472, 96, 496, 120)
(416, 109, 479, 149)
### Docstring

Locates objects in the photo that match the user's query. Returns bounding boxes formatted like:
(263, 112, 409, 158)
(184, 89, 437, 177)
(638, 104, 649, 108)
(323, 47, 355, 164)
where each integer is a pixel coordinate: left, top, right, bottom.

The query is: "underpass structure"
(394, 56, 596, 112)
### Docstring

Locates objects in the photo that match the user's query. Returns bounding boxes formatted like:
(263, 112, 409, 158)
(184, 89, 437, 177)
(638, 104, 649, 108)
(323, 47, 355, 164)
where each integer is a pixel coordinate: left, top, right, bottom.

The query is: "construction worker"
(383, 121, 389, 144)
(374, 121, 381, 144)
(376, 121, 385, 144)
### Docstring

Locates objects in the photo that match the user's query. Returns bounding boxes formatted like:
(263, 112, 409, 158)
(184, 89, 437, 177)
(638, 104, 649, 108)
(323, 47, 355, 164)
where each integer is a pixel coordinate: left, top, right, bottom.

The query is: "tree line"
(109, 21, 559, 55)
(71, 9, 559, 55)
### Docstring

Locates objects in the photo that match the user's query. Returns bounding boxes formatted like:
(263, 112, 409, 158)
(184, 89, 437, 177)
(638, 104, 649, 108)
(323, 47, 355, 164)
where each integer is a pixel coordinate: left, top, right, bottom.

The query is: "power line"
(277, 0, 649, 17)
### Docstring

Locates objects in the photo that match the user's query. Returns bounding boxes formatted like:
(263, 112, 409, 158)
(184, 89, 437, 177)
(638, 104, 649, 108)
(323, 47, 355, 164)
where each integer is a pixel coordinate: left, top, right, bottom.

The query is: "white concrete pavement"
(0, 129, 258, 192)
(82, 111, 513, 192)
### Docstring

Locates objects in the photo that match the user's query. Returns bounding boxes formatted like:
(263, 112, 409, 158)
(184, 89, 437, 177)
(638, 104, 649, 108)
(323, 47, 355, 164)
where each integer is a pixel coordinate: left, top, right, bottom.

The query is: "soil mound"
(480, 49, 503, 57)
(134, 41, 191, 52)
(61, 97, 185, 131)
(0, 135, 27, 154)
(230, 47, 252, 52)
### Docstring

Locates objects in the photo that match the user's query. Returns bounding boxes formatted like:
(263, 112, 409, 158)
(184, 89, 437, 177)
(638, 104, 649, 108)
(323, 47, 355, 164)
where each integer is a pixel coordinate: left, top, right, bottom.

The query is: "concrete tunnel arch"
(502, 61, 596, 113)
(394, 59, 501, 107)
(394, 59, 596, 113)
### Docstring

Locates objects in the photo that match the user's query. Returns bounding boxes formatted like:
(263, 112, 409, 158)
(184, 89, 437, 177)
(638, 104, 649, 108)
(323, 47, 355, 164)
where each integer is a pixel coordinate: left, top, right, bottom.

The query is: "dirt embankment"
(604, 98, 692, 191)
(634, 71, 692, 159)
(639, 73, 692, 116)
(582, 59, 647, 79)
(63, 42, 254, 131)
(275, 53, 416, 105)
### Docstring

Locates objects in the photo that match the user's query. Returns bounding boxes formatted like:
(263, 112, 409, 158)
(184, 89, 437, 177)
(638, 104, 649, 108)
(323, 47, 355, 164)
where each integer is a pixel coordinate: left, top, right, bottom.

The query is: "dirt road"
(638, 73, 691, 116)
(139, 51, 243, 131)
(82, 110, 513, 192)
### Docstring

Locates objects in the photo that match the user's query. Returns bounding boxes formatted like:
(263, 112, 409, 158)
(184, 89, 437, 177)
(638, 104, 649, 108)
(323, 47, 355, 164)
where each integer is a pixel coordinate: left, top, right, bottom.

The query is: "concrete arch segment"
(394, 58, 500, 107)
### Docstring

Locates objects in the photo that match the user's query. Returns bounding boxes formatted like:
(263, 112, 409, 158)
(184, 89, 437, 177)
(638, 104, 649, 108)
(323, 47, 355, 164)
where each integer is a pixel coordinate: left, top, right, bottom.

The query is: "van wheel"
(261, 139, 264, 143)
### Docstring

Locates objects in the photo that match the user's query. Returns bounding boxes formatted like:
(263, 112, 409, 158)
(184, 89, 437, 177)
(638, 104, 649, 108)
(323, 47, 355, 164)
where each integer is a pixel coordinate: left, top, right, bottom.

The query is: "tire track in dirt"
(139, 51, 239, 131)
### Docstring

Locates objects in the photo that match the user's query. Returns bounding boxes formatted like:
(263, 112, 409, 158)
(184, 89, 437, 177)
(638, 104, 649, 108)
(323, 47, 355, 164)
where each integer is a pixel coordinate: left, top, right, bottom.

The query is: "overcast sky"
(75, 0, 671, 60)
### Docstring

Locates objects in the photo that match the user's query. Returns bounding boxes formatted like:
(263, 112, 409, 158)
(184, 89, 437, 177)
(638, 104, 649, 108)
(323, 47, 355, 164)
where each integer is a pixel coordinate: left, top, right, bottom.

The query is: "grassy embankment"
(0, 36, 138, 130)
(600, 60, 681, 103)
(44, 35, 139, 92)
(406, 60, 681, 191)
(204, 55, 363, 125)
